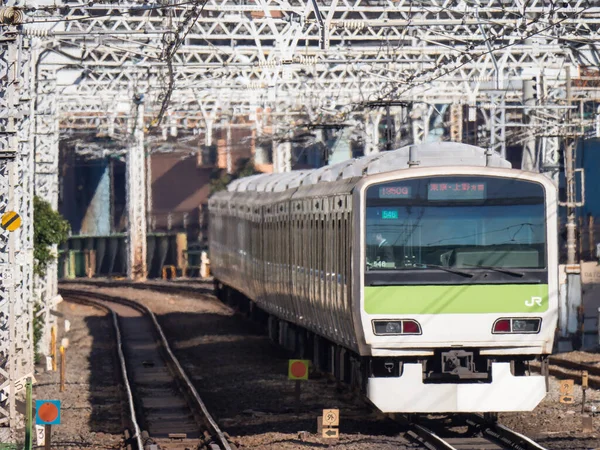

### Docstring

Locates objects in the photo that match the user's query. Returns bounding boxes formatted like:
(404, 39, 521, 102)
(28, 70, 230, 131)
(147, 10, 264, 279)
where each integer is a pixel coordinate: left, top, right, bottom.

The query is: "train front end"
(356, 166, 558, 413)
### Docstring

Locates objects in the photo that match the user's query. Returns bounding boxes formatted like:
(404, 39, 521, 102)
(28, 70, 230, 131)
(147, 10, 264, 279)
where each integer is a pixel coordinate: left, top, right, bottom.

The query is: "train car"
(208, 142, 558, 413)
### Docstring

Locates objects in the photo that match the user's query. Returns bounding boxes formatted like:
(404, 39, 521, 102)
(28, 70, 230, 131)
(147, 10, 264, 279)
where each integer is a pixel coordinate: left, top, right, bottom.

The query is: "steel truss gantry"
(0, 20, 36, 438)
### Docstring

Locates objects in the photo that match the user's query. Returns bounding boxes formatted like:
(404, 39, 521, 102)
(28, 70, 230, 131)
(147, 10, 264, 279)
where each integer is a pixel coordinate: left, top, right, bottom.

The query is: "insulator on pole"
(0, 7, 24, 25)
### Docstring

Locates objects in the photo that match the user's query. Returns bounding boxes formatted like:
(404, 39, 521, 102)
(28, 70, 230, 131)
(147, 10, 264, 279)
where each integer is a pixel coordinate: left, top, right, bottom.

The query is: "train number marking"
(525, 297, 542, 307)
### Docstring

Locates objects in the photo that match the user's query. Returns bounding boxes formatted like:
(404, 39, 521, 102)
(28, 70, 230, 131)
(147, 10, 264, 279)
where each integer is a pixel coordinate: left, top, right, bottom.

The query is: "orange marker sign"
(288, 359, 309, 380)
(35, 400, 60, 425)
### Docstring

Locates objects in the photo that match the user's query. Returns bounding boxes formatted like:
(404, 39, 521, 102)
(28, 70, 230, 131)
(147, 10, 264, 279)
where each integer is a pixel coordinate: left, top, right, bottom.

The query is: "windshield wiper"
(416, 264, 473, 278)
(461, 264, 524, 277)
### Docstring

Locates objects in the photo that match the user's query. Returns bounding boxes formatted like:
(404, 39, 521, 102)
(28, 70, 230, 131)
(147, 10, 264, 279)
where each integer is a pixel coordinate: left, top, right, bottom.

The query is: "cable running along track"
(60, 288, 232, 450)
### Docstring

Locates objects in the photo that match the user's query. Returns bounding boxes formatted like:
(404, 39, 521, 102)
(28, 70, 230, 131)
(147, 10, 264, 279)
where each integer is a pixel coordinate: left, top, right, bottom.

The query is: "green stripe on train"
(364, 284, 549, 314)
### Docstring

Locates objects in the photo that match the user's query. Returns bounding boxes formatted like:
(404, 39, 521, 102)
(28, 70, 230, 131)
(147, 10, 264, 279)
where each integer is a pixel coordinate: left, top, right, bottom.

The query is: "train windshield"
(365, 176, 546, 271)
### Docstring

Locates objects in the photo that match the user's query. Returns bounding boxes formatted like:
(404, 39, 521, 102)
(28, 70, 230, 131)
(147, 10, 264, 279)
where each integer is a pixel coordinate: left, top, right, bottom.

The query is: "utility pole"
(565, 67, 577, 267)
(126, 94, 148, 280)
(521, 79, 536, 170)
(559, 66, 584, 351)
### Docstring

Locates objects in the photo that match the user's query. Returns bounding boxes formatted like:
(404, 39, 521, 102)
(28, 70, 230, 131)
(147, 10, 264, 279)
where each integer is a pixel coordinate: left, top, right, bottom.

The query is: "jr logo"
(525, 296, 543, 307)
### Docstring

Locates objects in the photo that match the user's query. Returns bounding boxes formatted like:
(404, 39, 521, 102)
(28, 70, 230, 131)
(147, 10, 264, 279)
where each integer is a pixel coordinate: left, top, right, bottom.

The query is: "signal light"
(492, 318, 541, 334)
(372, 319, 422, 335)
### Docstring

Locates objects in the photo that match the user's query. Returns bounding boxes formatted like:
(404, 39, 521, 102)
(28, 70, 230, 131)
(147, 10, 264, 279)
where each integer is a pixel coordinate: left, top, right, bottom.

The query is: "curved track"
(61, 288, 232, 450)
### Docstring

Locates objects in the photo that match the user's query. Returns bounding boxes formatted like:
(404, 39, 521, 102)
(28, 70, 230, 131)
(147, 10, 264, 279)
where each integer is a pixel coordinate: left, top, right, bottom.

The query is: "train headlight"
(385, 322, 401, 334)
(512, 319, 541, 333)
(372, 320, 422, 335)
(492, 318, 541, 334)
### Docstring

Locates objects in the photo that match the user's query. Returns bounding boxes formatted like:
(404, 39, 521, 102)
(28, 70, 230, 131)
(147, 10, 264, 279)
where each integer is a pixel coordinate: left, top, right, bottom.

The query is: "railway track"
(60, 283, 550, 450)
(60, 288, 232, 450)
(531, 355, 600, 390)
(402, 414, 549, 450)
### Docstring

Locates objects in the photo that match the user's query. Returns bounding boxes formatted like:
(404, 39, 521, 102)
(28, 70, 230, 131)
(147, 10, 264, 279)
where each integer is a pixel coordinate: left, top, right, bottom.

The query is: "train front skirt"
(367, 362, 546, 412)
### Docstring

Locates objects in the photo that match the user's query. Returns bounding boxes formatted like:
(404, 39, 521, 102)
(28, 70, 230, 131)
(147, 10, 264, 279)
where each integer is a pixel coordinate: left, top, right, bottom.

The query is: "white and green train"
(209, 142, 558, 413)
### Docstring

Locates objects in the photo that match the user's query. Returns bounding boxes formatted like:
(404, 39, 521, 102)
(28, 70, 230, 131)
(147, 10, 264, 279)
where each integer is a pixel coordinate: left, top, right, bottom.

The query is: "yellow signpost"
(322, 428, 339, 438)
(559, 379, 574, 404)
(1, 211, 21, 232)
(322, 409, 340, 439)
(323, 409, 339, 427)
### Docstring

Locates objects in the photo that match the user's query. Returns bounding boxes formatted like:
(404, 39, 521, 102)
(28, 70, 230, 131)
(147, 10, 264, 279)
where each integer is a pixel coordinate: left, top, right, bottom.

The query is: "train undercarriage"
(214, 281, 550, 413)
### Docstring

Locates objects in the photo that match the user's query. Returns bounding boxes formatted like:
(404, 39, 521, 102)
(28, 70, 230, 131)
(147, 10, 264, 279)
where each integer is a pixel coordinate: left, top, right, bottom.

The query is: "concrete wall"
(150, 152, 213, 231)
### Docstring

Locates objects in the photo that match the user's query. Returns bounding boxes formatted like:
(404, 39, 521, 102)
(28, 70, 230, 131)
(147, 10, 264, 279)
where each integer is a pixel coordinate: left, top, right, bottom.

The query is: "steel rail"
(406, 422, 459, 450)
(60, 288, 232, 450)
(467, 415, 549, 450)
(60, 279, 213, 296)
(547, 355, 600, 377)
(63, 294, 144, 450)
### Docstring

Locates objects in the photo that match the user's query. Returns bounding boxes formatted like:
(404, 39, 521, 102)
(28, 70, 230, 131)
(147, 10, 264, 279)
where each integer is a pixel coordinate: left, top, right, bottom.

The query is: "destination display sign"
(379, 186, 412, 198)
(428, 181, 486, 200)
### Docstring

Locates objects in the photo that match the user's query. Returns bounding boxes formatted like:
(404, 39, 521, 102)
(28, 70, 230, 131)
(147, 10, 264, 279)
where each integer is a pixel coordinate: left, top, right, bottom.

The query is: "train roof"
(227, 142, 511, 193)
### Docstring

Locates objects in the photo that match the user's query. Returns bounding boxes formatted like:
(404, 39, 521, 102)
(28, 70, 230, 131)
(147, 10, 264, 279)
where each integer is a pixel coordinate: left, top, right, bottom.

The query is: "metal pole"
(146, 151, 153, 232)
(126, 96, 148, 280)
(25, 378, 32, 450)
(226, 119, 232, 174)
(50, 325, 56, 371)
(521, 79, 536, 171)
(565, 67, 577, 266)
(385, 104, 392, 151)
(59, 345, 65, 392)
(7, 161, 17, 427)
(560, 65, 584, 352)
(44, 425, 51, 450)
(33, 63, 60, 362)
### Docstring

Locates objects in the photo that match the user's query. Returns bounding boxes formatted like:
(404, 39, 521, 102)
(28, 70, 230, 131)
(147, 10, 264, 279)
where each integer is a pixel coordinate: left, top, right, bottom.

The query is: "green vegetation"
(33, 196, 70, 363)
(32, 303, 43, 364)
(33, 196, 70, 277)
(209, 158, 259, 194)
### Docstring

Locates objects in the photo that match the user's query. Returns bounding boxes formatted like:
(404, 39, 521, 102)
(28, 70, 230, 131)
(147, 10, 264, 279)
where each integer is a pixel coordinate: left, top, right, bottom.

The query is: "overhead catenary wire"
(39, 0, 600, 144)
(147, 0, 209, 132)
(24, 0, 202, 24)
(339, 3, 591, 121)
